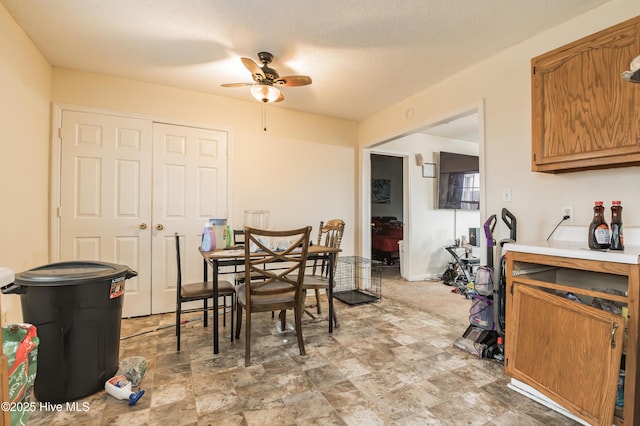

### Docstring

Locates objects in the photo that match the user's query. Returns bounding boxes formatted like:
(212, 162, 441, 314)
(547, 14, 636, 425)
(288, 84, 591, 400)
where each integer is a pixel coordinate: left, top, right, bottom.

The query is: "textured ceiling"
(2, 0, 610, 122)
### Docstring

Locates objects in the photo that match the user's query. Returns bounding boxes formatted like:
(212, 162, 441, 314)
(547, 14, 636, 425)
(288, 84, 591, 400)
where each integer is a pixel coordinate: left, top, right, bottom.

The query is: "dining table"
(199, 244, 341, 354)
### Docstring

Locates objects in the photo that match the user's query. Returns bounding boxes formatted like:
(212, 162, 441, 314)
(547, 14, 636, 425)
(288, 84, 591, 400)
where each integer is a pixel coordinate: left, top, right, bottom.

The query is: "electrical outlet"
(563, 206, 574, 223)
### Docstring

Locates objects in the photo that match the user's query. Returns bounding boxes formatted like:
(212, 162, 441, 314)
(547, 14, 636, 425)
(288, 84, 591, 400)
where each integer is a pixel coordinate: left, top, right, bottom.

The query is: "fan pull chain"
(261, 103, 267, 131)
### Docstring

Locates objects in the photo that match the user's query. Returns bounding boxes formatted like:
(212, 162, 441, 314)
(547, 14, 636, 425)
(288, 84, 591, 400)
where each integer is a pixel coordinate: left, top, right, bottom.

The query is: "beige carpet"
(379, 265, 473, 330)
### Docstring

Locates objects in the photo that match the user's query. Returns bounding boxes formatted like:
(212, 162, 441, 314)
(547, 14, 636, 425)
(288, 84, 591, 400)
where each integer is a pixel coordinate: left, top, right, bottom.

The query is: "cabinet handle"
(611, 322, 619, 349)
(156, 224, 164, 231)
(139, 223, 147, 230)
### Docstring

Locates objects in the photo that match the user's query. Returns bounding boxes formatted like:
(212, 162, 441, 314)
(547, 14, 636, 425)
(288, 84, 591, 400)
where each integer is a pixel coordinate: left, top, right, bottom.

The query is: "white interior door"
(58, 111, 229, 317)
(59, 111, 153, 317)
(151, 123, 228, 314)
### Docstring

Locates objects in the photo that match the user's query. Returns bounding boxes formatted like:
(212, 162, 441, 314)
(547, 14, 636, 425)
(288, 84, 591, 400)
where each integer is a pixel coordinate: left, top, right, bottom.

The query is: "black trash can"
(1, 261, 137, 403)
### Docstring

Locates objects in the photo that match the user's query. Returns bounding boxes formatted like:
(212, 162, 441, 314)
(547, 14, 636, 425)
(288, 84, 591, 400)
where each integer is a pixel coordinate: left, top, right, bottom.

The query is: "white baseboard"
(507, 378, 590, 426)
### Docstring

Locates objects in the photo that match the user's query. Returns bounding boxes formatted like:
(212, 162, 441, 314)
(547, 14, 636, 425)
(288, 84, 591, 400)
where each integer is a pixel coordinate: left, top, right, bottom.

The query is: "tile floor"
(25, 266, 579, 426)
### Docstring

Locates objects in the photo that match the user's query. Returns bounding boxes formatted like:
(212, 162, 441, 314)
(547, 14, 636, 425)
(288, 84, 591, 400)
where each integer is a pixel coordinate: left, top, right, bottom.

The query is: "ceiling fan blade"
(275, 92, 285, 102)
(241, 57, 265, 81)
(221, 82, 252, 87)
(274, 75, 312, 87)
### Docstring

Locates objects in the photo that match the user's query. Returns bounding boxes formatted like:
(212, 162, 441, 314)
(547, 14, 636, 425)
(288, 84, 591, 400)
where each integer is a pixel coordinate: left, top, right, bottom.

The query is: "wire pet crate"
(333, 256, 382, 305)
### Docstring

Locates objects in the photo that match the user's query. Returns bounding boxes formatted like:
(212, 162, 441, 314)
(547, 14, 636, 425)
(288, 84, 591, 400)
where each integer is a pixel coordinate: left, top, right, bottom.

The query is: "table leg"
(202, 260, 209, 328)
(212, 258, 219, 354)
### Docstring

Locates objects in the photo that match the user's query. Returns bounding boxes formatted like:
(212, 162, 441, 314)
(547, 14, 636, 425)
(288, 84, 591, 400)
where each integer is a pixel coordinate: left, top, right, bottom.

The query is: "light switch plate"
(502, 187, 512, 202)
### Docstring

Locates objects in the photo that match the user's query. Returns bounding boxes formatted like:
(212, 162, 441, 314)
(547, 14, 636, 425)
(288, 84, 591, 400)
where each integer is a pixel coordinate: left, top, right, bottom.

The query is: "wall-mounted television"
(437, 151, 479, 210)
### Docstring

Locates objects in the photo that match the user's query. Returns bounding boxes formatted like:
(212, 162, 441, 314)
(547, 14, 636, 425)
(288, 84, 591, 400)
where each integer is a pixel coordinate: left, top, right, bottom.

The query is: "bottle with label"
(104, 375, 145, 406)
(201, 222, 216, 252)
(588, 201, 610, 250)
(610, 200, 624, 251)
(225, 225, 232, 248)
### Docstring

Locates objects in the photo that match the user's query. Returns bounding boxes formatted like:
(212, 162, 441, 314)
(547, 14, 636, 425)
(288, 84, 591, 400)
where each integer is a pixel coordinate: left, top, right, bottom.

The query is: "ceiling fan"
(221, 52, 312, 103)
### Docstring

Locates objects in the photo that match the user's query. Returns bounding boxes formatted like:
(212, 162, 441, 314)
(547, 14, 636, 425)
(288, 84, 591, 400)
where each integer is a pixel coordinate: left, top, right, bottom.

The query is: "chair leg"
(176, 304, 181, 352)
(244, 312, 251, 367)
(279, 310, 287, 331)
(176, 306, 180, 336)
(294, 304, 305, 356)
(203, 298, 208, 328)
(315, 289, 322, 314)
(230, 294, 234, 342)
(222, 295, 227, 328)
(235, 304, 242, 339)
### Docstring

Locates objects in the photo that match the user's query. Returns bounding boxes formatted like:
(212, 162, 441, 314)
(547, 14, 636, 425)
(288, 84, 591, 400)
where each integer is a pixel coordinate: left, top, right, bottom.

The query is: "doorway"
(362, 102, 484, 281)
(370, 154, 404, 267)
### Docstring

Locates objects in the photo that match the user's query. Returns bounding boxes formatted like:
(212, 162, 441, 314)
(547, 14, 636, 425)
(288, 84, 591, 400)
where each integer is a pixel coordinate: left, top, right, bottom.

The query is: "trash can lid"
(14, 261, 134, 286)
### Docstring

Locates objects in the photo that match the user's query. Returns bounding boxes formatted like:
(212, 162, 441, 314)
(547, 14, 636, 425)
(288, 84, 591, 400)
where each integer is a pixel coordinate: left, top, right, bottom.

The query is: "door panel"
(60, 111, 153, 317)
(58, 112, 228, 317)
(151, 123, 228, 314)
(507, 283, 623, 426)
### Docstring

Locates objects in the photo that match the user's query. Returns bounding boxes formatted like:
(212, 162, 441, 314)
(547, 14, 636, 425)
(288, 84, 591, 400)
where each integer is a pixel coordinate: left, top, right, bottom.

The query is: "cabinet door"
(531, 16, 640, 173)
(505, 283, 623, 426)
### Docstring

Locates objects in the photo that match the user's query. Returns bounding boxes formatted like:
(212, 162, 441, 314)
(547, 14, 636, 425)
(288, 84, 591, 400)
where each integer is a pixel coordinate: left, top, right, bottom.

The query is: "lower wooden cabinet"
(505, 248, 639, 426)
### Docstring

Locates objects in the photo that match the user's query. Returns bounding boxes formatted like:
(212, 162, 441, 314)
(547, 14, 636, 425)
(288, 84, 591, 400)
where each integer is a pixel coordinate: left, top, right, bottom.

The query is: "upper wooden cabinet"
(531, 16, 640, 173)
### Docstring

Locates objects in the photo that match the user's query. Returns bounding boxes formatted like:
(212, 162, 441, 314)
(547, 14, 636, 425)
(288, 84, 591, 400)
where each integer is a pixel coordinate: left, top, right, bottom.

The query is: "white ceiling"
(2, 0, 610, 122)
(422, 112, 479, 143)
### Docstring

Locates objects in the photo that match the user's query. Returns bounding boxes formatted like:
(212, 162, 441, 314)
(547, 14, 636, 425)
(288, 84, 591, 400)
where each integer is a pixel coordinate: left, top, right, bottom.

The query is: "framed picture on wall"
(371, 179, 391, 204)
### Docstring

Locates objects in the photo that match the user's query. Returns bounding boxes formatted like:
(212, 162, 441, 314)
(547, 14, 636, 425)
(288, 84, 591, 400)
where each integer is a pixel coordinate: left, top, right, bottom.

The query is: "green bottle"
(225, 225, 232, 247)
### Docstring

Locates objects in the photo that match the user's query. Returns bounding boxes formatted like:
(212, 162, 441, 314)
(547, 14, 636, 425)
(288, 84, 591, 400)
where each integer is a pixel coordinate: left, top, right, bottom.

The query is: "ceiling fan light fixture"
(251, 84, 280, 103)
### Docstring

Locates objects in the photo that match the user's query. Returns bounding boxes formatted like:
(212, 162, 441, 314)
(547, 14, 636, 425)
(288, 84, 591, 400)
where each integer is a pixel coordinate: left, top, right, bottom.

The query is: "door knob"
(139, 223, 147, 230)
(156, 224, 164, 231)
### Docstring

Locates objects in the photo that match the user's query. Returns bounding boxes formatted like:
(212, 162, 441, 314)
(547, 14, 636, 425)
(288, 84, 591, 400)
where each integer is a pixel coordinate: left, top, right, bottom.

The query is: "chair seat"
(236, 282, 296, 307)
(303, 275, 330, 289)
(181, 279, 234, 299)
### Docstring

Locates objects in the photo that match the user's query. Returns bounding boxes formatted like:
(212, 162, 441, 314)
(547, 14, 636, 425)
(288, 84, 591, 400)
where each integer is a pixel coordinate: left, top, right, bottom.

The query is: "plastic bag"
(116, 356, 147, 387)
(2, 323, 39, 426)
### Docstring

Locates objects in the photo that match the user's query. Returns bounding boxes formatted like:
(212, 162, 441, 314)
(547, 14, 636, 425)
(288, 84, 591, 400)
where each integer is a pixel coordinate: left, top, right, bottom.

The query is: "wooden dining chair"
(232, 229, 270, 286)
(303, 219, 345, 327)
(234, 226, 312, 366)
(175, 233, 235, 352)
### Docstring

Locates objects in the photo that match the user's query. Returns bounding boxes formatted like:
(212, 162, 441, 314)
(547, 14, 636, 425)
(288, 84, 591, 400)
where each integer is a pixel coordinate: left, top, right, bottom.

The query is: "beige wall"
(360, 0, 640, 246)
(1, 3, 358, 321)
(0, 6, 52, 321)
(50, 70, 358, 249)
(3, 0, 640, 321)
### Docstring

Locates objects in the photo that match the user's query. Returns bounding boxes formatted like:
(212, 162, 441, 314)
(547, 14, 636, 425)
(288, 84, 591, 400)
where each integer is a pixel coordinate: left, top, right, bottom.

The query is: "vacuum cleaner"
(453, 209, 516, 361)
(484, 208, 517, 362)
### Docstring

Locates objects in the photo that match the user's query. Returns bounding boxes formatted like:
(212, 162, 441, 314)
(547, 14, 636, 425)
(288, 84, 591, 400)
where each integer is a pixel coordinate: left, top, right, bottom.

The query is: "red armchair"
(371, 217, 403, 264)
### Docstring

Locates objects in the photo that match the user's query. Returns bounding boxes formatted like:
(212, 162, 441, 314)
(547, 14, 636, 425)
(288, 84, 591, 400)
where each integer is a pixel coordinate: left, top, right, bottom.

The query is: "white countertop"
(505, 224, 640, 265)
(504, 241, 640, 265)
